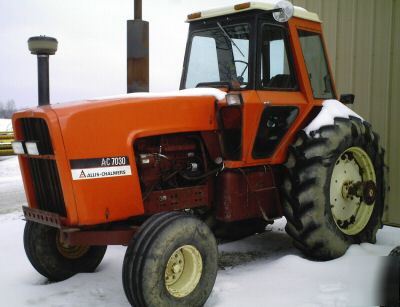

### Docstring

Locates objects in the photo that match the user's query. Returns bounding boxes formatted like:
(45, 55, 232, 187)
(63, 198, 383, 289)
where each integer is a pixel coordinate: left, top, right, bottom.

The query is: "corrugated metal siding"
(292, 0, 400, 225)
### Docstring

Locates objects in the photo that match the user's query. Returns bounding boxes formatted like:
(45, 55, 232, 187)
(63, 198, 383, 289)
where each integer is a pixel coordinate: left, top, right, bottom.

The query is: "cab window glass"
(185, 24, 250, 89)
(298, 30, 334, 99)
(186, 36, 220, 88)
(260, 25, 297, 89)
(232, 37, 249, 85)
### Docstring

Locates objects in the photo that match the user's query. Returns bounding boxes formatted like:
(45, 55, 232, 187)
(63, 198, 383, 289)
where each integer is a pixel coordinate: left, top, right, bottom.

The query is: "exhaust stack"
(28, 36, 58, 106)
(127, 0, 149, 93)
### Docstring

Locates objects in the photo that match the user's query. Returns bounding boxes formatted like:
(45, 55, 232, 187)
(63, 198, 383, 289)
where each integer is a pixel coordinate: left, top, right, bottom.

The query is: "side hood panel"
(52, 96, 217, 225)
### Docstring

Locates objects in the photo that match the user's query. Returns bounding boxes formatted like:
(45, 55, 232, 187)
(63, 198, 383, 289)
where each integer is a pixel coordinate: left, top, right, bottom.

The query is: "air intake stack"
(28, 36, 58, 106)
(127, 0, 149, 93)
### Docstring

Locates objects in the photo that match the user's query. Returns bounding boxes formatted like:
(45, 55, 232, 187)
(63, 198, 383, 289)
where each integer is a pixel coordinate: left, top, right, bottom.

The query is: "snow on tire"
(282, 116, 385, 260)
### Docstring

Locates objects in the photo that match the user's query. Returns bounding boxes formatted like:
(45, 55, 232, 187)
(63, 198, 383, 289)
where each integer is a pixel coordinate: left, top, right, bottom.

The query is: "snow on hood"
(89, 88, 227, 101)
(304, 99, 364, 136)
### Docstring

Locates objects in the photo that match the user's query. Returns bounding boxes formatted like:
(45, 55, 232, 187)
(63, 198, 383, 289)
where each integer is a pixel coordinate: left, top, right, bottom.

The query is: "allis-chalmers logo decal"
(70, 156, 132, 180)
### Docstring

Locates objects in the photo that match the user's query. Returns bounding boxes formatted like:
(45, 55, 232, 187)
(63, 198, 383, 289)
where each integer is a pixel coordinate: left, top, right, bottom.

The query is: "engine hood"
(11, 89, 225, 225)
(50, 92, 222, 159)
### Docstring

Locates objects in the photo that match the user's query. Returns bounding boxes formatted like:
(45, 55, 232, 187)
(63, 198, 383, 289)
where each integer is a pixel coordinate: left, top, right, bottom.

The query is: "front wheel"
(24, 221, 107, 281)
(282, 116, 385, 260)
(122, 212, 218, 307)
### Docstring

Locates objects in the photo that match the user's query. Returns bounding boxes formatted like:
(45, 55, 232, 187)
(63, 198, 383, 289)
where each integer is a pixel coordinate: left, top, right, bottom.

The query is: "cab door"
(248, 19, 309, 165)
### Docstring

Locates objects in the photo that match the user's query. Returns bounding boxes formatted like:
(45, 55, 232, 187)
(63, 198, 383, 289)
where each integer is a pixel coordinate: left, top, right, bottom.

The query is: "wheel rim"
(56, 232, 90, 259)
(330, 147, 376, 235)
(164, 245, 203, 298)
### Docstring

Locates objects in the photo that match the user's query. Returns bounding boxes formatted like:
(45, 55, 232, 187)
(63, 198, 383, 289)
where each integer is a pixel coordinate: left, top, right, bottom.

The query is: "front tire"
(24, 221, 107, 281)
(282, 116, 385, 260)
(122, 212, 218, 307)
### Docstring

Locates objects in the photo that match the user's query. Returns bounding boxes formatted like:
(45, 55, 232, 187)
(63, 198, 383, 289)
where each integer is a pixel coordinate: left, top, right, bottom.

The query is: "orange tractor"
(12, 1, 385, 306)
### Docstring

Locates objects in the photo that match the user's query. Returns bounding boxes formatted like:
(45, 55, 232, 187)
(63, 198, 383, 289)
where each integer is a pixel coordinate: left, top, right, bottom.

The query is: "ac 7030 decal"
(70, 156, 132, 180)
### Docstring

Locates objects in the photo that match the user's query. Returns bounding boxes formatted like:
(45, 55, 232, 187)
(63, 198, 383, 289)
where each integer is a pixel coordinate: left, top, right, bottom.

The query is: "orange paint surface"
(13, 17, 336, 226)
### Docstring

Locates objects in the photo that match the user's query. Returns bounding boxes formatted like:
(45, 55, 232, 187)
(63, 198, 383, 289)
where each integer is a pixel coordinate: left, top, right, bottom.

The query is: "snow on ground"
(210, 226, 396, 307)
(0, 156, 399, 306)
(0, 118, 13, 131)
(0, 156, 26, 214)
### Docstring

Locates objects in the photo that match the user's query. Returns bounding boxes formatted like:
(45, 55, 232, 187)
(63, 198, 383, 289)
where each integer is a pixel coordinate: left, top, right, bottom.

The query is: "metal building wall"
(292, 0, 400, 225)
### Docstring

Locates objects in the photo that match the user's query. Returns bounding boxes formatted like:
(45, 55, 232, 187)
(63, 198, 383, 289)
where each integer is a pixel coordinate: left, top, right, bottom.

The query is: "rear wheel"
(122, 212, 218, 307)
(282, 116, 385, 259)
(24, 221, 107, 281)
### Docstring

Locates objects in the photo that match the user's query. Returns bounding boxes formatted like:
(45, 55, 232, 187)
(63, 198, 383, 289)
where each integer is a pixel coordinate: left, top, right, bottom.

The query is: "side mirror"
(340, 94, 355, 105)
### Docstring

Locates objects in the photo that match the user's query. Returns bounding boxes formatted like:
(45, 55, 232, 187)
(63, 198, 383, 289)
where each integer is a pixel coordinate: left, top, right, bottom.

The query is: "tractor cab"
(181, 2, 331, 93)
(181, 2, 336, 166)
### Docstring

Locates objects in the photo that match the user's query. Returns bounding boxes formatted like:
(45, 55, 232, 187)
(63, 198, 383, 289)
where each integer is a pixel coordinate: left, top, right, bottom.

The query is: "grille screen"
(20, 118, 66, 217)
(21, 118, 53, 155)
(28, 158, 66, 216)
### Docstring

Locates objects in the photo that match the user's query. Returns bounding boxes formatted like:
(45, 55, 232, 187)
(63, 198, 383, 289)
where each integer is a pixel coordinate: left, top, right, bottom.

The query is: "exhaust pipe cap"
(28, 36, 58, 55)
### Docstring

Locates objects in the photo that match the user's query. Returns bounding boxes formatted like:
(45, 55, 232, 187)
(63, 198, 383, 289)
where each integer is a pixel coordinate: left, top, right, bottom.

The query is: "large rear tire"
(282, 116, 385, 260)
(24, 221, 107, 281)
(122, 212, 218, 307)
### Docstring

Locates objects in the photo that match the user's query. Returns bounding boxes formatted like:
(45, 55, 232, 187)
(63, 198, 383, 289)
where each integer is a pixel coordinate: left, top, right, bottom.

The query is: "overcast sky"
(0, 0, 254, 108)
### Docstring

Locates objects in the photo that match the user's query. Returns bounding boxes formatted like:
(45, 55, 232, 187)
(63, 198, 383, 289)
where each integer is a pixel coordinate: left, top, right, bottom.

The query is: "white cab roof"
(188, 1, 321, 23)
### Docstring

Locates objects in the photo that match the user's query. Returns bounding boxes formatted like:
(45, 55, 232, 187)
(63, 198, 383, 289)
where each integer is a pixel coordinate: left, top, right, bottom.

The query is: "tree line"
(0, 100, 17, 118)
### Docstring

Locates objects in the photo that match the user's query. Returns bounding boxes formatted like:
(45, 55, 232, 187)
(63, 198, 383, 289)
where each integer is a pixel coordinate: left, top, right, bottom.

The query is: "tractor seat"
(264, 74, 293, 89)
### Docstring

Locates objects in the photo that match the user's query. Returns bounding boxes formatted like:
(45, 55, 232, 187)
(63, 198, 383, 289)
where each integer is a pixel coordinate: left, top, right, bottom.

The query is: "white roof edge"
(187, 2, 321, 23)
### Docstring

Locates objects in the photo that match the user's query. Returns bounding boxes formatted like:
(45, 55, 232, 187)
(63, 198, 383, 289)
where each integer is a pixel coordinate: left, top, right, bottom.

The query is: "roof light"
(25, 142, 40, 156)
(187, 12, 201, 20)
(226, 94, 243, 106)
(12, 141, 25, 155)
(234, 2, 251, 10)
(273, 0, 294, 23)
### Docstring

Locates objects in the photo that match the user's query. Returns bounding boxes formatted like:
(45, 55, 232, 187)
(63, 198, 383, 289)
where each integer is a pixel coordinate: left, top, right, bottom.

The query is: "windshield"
(184, 23, 250, 89)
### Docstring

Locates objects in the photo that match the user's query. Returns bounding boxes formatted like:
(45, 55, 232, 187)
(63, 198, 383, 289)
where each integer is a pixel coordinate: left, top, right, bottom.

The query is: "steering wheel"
(234, 60, 248, 85)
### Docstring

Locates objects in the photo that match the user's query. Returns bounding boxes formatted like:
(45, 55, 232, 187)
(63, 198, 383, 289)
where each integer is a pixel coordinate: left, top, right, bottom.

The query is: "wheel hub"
(164, 245, 203, 298)
(343, 180, 377, 205)
(56, 232, 89, 259)
(165, 249, 185, 285)
(330, 147, 376, 235)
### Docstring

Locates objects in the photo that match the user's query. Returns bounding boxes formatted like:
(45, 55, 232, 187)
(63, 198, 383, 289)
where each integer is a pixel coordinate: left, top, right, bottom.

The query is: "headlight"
(11, 141, 25, 155)
(25, 142, 40, 155)
(226, 94, 243, 106)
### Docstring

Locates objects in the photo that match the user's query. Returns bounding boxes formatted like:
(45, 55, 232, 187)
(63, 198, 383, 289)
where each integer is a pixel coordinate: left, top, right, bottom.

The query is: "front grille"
(28, 158, 66, 216)
(20, 118, 66, 217)
(21, 118, 53, 155)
